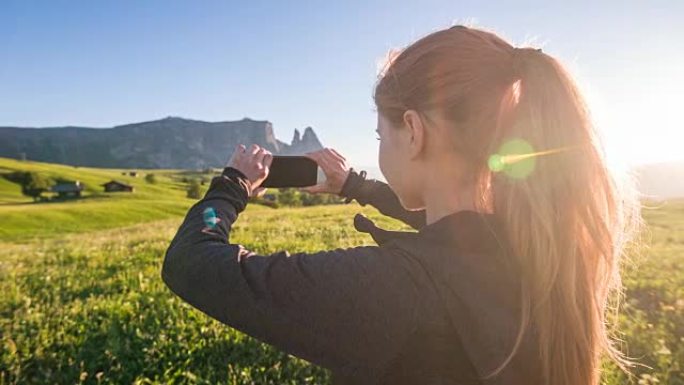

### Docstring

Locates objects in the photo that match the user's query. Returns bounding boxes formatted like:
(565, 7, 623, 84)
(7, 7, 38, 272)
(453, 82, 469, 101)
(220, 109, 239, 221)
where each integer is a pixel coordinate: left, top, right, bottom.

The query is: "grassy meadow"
(0, 157, 682, 384)
(0, 157, 201, 242)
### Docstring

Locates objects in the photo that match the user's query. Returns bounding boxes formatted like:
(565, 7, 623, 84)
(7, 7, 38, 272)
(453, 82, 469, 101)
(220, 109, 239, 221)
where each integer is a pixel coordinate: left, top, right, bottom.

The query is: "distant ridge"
(0, 117, 324, 169)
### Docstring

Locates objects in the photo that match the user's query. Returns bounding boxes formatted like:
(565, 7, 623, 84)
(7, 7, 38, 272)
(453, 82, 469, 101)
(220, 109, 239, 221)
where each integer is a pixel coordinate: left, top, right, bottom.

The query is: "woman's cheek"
(378, 139, 390, 183)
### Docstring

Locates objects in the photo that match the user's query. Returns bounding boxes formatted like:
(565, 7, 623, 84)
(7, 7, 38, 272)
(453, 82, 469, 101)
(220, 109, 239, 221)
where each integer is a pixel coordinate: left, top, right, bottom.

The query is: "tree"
(187, 179, 203, 199)
(277, 188, 302, 206)
(3, 171, 53, 201)
(301, 191, 325, 206)
(3, 171, 28, 185)
(145, 173, 157, 184)
(21, 172, 52, 201)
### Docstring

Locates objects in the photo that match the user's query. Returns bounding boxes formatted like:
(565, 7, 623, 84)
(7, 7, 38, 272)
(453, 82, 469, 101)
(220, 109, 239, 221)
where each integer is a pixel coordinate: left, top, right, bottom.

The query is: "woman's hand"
(226, 144, 273, 198)
(299, 148, 351, 195)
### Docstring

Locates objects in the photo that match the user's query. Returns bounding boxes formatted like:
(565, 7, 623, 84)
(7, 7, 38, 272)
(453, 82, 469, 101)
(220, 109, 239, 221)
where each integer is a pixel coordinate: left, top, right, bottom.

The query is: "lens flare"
(488, 154, 506, 172)
(488, 139, 576, 179)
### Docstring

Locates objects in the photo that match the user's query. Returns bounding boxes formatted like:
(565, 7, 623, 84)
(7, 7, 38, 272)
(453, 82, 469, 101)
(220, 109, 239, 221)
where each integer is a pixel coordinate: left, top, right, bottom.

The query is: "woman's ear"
(402, 110, 425, 160)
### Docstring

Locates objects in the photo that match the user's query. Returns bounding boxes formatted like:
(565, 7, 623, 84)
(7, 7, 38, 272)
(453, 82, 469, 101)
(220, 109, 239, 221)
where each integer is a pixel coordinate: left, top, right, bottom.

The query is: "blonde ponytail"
(374, 25, 642, 385)
(477, 44, 643, 385)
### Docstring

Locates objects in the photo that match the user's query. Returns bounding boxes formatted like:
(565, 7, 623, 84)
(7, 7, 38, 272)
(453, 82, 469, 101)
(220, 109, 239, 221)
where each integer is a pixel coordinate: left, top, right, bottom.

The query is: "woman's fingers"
(327, 148, 347, 163)
(233, 144, 246, 156)
(306, 149, 339, 172)
(246, 146, 272, 166)
(299, 148, 351, 195)
(230, 146, 346, 194)
(254, 147, 267, 165)
(303, 151, 334, 175)
(262, 151, 273, 167)
(330, 148, 345, 160)
(317, 154, 337, 173)
(228, 144, 274, 188)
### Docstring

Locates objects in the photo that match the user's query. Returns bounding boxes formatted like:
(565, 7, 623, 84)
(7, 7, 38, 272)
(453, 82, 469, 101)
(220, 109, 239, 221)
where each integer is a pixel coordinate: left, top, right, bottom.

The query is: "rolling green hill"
(0, 157, 281, 242)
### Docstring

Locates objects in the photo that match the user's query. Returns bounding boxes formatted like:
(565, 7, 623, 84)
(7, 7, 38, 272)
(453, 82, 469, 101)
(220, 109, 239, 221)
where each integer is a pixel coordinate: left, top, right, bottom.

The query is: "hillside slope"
(0, 157, 261, 241)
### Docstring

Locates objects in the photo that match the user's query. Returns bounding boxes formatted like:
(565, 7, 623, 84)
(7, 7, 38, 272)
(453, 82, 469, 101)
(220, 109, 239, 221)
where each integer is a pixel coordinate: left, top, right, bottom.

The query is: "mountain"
(0, 117, 324, 169)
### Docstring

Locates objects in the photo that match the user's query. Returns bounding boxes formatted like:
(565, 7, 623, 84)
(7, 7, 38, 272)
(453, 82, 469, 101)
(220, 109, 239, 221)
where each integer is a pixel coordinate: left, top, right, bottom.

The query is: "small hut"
(102, 180, 134, 193)
(51, 181, 84, 199)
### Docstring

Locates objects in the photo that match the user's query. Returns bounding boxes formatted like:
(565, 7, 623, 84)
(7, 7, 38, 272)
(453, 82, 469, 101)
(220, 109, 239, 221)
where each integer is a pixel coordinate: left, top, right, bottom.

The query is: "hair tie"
(511, 47, 543, 78)
(514, 47, 543, 53)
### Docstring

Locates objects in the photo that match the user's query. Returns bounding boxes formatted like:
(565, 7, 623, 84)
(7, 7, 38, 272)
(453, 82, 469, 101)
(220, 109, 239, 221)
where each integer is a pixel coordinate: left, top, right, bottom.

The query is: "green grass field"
(0, 157, 201, 242)
(0, 158, 682, 384)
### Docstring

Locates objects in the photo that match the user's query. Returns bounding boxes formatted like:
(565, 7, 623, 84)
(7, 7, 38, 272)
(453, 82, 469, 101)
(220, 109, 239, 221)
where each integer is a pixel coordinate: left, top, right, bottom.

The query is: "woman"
(162, 24, 640, 385)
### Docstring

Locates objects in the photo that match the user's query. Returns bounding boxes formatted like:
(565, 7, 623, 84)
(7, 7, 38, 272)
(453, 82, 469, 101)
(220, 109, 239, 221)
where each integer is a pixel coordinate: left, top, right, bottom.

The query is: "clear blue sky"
(1, 0, 681, 169)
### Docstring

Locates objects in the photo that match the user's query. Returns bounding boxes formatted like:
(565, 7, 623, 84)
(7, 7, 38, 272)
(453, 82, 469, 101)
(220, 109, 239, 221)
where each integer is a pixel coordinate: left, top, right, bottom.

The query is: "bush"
(186, 180, 203, 199)
(301, 192, 325, 206)
(3, 170, 29, 184)
(300, 191, 343, 206)
(277, 188, 301, 207)
(4, 171, 53, 201)
(145, 173, 157, 184)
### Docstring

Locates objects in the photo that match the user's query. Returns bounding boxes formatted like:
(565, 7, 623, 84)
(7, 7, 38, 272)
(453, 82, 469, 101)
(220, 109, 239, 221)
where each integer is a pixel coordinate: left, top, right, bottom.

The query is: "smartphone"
(261, 155, 319, 188)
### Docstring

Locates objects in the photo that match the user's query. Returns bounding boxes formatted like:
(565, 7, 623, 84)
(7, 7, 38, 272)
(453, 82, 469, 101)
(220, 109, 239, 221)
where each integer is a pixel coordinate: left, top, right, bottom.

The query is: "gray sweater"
(162, 167, 542, 384)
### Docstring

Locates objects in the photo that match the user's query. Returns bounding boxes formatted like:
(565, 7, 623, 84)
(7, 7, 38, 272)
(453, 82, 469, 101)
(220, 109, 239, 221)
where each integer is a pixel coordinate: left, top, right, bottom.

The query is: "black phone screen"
(261, 155, 318, 188)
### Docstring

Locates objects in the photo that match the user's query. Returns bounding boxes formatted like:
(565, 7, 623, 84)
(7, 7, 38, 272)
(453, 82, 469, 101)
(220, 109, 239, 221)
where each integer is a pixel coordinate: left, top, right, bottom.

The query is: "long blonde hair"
(373, 24, 642, 385)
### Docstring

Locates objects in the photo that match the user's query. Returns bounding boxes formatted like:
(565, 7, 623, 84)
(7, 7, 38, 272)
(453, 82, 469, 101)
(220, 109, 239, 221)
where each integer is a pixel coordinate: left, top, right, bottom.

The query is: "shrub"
(3, 170, 29, 184)
(301, 192, 325, 206)
(145, 173, 157, 184)
(277, 188, 301, 206)
(186, 180, 202, 199)
(300, 191, 343, 206)
(4, 171, 53, 201)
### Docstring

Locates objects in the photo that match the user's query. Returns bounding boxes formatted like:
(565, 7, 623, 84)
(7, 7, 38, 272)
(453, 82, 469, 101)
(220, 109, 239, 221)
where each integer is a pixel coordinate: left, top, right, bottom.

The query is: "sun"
(578, 61, 682, 174)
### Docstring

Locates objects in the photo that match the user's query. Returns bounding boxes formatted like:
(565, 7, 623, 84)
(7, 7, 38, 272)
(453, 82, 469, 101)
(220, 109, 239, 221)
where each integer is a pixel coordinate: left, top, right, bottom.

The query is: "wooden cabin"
(50, 181, 84, 199)
(102, 180, 134, 193)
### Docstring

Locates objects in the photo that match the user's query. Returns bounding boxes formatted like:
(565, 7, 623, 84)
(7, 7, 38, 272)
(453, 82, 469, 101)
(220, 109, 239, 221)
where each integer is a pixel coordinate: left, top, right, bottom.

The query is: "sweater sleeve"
(161, 167, 420, 380)
(339, 169, 427, 230)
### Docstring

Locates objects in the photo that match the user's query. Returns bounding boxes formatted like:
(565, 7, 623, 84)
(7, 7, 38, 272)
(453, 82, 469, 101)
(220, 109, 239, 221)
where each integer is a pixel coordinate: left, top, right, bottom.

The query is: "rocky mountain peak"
(301, 126, 322, 148)
(0, 117, 325, 169)
(277, 126, 323, 155)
